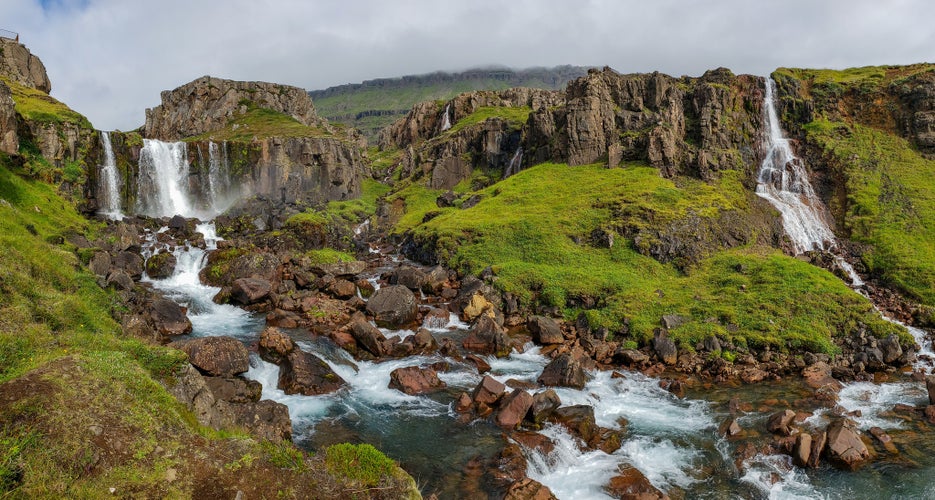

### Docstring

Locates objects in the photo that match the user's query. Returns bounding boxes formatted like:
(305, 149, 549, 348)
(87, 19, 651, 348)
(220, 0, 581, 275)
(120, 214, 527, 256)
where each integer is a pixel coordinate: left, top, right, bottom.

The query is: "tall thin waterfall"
(504, 147, 523, 178)
(137, 139, 193, 218)
(755, 79, 836, 254)
(207, 141, 231, 208)
(439, 103, 452, 132)
(97, 131, 124, 220)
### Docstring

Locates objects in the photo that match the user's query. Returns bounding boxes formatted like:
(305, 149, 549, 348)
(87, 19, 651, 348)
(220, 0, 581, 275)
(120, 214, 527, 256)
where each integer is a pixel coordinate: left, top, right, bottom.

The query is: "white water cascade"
(756, 79, 837, 254)
(137, 139, 193, 218)
(207, 141, 232, 210)
(439, 103, 452, 132)
(97, 131, 124, 220)
(504, 147, 523, 178)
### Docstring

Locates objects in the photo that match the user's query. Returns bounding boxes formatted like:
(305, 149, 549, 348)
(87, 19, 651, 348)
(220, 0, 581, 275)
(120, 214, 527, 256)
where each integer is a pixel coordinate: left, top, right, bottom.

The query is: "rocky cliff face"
(143, 76, 327, 140)
(0, 81, 17, 154)
(0, 37, 51, 93)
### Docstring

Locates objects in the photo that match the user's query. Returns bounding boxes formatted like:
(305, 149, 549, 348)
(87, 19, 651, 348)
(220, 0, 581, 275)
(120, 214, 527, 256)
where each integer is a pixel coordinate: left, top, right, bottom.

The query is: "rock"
(808, 431, 827, 468)
(0, 38, 52, 93)
(926, 375, 935, 405)
(231, 278, 272, 305)
(652, 329, 678, 365)
(869, 427, 898, 454)
(504, 478, 557, 500)
(495, 389, 534, 429)
(422, 266, 449, 294)
(355, 279, 375, 298)
(151, 297, 193, 336)
(204, 377, 262, 403)
(178, 336, 250, 377)
(113, 251, 144, 280)
(465, 354, 491, 373)
(410, 328, 438, 353)
(879, 334, 903, 364)
(422, 307, 451, 329)
(614, 348, 649, 366)
(548, 405, 597, 443)
(793, 433, 812, 467)
(258, 326, 295, 364)
(366, 285, 419, 328)
(926, 405, 935, 425)
(105, 270, 134, 291)
(145, 252, 177, 279)
(462, 292, 493, 322)
(718, 417, 743, 438)
(703, 335, 721, 352)
(436, 191, 458, 208)
(312, 260, 367, 277)
(605, 466, 668, 499)
(221, 399, 292, 443)
(388, 365, 446, 395)
(392, 266, 427, 291)
(825, 419, 872, 470)
(455, 392, 473, 412)
(472, 375, 506, 406)
(327, 278, 357, 299)
(463, 315, 512, 357)
(278, 349, 345, 396)
(349, 316, 388, 357)
(89, 251, 112, 277)
(265, 309, 302, 329)
(528, 389, 562, 425)
(766, 409, 797, 436)
(661, 314, 688, 329)
(526, 316, 565, 345)
(537, 353, 588, 389)
(802, 361, 842, 391)
(0, 81, 15, 155)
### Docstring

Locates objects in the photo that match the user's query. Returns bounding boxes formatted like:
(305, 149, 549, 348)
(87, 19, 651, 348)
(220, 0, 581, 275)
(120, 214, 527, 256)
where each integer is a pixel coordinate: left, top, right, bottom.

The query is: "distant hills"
(308, 65, 591, 140)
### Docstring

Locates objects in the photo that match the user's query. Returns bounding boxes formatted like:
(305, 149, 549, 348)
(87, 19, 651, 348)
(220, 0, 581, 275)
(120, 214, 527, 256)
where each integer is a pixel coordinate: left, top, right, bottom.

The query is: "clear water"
(97, 131, 124, 220)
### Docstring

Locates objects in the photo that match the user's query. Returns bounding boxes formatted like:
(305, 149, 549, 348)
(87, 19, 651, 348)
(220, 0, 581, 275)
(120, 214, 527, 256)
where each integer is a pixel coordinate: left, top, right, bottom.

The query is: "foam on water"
(524, 424, 621, 500)
(97, 131, 124, 220)
(740, 454, 824, 500)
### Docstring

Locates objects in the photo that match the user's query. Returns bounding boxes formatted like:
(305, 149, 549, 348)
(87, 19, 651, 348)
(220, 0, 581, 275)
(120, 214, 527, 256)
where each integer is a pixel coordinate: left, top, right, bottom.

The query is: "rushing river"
(136, 223, 935, 499)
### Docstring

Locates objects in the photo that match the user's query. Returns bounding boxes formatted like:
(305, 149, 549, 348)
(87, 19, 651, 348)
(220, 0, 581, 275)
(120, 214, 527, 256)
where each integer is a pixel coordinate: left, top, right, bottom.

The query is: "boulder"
(825, 419, 872, 470)
(411, 328, 439, 353)
(528, 389, 562, 425)
(793, 433, 812, 467)
(614, 348, 650, 366)
(327, 278, 357, 299)
(605, 466, 667, 499)
(220, 399, 292, 443)
(89, 251, 112, 277)
(349, 316, 388, 357)
(422, 307, 451, 329)
(802, 361, 842, 391)
(926, 375, 935, 405)
(422, 265, 449, 294)
(527, 316, 565, 345)
(766, 409, 797, 436)
(231, 277, 272, 305)
(388, 366, 446, 395)
(145, 251, 177, 279)
(278, 349, 346, 396)
(878, 334, 903, 364)
(151, 297, 193, 336)
(472, 375, 506, 406)
(114, 251, 144, 280)
(808, 431, 827, 468)
(652, 329, 678, 365)
(463, 315, 512, 357)
(355, 279, 375, 298)
(265, 309, 302, 329)
(504, 478, 556, 500)
(366, 285, 418, 328)
(258, 326, 295, 364)
(105, 270, 134, 291)
(312, 260, 367, 277)
(462, 292, 493, 322)
(465, 354, 491, 374)
(537, 353, 588, 389)
(548, 405, 597, 443)
(495, 389, 534, 429)
(392, 266, 427, 291)
(179, 336, 250, 377)
(204, 377, 262, 404)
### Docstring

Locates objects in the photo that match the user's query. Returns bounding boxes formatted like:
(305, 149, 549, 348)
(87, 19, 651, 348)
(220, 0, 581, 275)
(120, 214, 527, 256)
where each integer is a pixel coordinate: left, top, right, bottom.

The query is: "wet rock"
(652, 329, 678, 365)
(613, 348, 649, 366)
(411, 328, 439, 353)
(145, 251, 177, 279)
(422, 307, 451, 329)
(926, 375, 935, 405)
(802, 361, 842, 391)
(605, 465, 667, 499)
(231, 277, 272, 305)
(537, 353, 588, 389)
(265, 308, 301, 329)
(879, 334, 903, 364)
(388, 365, 446, 395)
(526, 316, 565, 345)
(366, 285, 418, 328)
(89, 251, 112, 277)
(258, 326, 295, 364)
(355, 279, 375, 298)
(808, 431, 827, 468)
(472, 375, 506, 406)
(719, 417, 743, 438)
(105, 270, 134, 291)
(504, 477, 557, 500)
(178, 336, 250, 377)
(548, 405, 597, 443)
(278, 349, 346, 396)
(391, 265, 427, 291)
(869, 427, 898, 454)
(527, 389, 562, 426)
(349, 316, 388, 357)
(204, 377, 262, 404)
(221, 399, 292, 443)
(793, 433, 812, 467)
(312, 260, 367, 277)
(465, 354, 491, 373)
(151, 297, 193, 337)
(455, 392, 473, 412)
(495, 389, 534, 429)
(463, 315, 512, 357)
(825, 419, 872, 470)
(114, 251, 144, 280)
(766, 409, 797, 436)
(327, 278, 357, 299)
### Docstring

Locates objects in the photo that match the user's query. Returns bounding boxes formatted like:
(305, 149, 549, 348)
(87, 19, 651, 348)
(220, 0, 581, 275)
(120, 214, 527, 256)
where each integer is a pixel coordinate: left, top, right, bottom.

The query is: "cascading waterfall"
(755, 79, 837, 254)
(207, 141, 232, 209)
(97, 131, 124, 220)
(137, 139, 193, 218)
(504, 147, 523, 178)
(439, 103, 452, 131)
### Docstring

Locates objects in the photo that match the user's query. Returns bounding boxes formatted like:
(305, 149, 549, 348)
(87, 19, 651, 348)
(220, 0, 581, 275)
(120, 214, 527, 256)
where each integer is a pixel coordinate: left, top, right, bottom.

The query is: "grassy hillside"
(309, 66, 588, 139)
(389, 162, 902, 354)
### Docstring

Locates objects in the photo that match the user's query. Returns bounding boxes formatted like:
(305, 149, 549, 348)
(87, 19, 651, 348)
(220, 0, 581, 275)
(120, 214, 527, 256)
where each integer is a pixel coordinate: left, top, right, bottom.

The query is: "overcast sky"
(2, 0, 932, 131)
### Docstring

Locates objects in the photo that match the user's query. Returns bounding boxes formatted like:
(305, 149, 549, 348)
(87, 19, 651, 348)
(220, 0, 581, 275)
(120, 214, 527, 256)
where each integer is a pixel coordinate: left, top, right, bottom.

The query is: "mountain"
(309, 65, 590, 140)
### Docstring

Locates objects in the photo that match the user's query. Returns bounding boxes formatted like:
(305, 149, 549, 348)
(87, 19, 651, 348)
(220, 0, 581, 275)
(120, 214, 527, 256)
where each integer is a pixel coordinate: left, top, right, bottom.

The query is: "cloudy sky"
(3, 0, 932, 131)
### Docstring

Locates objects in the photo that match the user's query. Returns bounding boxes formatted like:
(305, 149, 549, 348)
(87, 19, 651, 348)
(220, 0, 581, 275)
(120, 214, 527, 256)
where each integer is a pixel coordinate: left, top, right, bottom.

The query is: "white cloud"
(1, 0, 932, 131)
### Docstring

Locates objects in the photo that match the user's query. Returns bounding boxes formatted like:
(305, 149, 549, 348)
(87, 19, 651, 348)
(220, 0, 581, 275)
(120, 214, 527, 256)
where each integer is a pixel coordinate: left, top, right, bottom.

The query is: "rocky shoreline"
(81, 210, 935, 498)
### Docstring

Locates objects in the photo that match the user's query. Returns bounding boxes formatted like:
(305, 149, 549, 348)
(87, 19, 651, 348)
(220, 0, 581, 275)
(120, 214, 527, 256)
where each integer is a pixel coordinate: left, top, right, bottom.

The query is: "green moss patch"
(446, 106, 531, 135)
(188, 106, 332, 142)
(2, 77, 92, 129)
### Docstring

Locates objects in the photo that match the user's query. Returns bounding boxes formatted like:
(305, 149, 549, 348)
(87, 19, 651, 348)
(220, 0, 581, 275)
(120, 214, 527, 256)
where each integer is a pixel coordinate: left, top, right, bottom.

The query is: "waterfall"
(207, 141, 231, 209)
(137, 139, 193, 218)
(755, 79, 836, 254)
(97, 131, 124, 220)
(439, 103, 452, 132)
(504, 147, 523, 178)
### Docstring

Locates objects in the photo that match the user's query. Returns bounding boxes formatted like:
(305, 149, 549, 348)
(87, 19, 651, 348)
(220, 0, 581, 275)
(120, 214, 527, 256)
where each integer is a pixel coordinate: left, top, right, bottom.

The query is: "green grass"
(303, 248, 356, 264)
(445, 106, 531, 135)
(804, 119, 935, 305)
(396, 162, 904, 353)
(188, 106, 332, 142)
(324, 443, 398, 488)
(1, 77, 92, 129)
(325, 178, 392, 224)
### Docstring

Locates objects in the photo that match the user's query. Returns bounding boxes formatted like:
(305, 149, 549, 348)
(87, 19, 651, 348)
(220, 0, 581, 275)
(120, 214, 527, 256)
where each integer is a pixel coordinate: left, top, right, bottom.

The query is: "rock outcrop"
(0, 81, 17, 154)
(0, 37, 51, 93)
(144, 75, 324, 140)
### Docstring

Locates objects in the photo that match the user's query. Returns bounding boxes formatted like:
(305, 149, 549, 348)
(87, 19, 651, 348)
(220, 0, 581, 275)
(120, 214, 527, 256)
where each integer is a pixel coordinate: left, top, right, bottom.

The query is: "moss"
(303, 248, 355, 265)
(325, 178, 392, 224)
(324, 443, 397, 488)
(187, 106, 331, 142)
(1, 77, 93, 129)
(446, 106, 531, 135)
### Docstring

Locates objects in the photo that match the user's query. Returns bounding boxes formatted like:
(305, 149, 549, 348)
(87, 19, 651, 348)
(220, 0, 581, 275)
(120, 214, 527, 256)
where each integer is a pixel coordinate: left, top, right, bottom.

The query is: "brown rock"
(528, 389, 562, 425)
(472, 375, 506, 406)
(495, 390, 534, 429)
(652, 329, 678, 365)
(463, 314, 512, 357)
(605, 465, 668, 499)
(766, 409, 797, 436)
(349, 316, 388, 357)
(825, 419, 872, 470)
(204, 377, 262, 404)
(527, 316, 565, 345)
(803, 361, 843, 391)
(719, 417, 743, 438)
(278, 349, 345, 396)
(366, 285, 419, 328)
(179, 336, 250, 377)
(455, 392, 473, 412)
(89, 251, 112, 277)
(537, 353, 588, 389)
(388, 365, 446, 395)
(265, 308, 301, 329)
(422, 307, 451, 329)
(504, 478, 557, 500)
(793, 433, 812, 467)
(145, 251, 177, 279)
(926, 375, 935, 405)
(258, 326, 295, 364)
(466, 354, 492, 374)
(151, 297, 193, 337)
(231, 277, 272, 305)
(220, 399, 292, 443)
(869, 426, 898, 454)
(328, 279, 357, 300)
(807, 431, 827, 468)
(548, 405, 597, 443)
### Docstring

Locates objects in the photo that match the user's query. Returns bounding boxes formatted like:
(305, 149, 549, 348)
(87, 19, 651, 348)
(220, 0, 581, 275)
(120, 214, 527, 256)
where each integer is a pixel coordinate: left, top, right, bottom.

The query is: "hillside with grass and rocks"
(3, 32, 935, 498)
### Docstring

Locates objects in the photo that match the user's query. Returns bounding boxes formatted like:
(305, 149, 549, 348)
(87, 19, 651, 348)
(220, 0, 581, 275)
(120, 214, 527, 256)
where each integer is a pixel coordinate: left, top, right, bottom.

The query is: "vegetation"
(326, 178, 392, 225)
(188, 105, 332, 142)
(392, 162, 903, 353)
(804, 119, 935, 305)
(303, 248, 356, 264)
(445, 106, 532, 135)
(1, 77, 92, 129)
